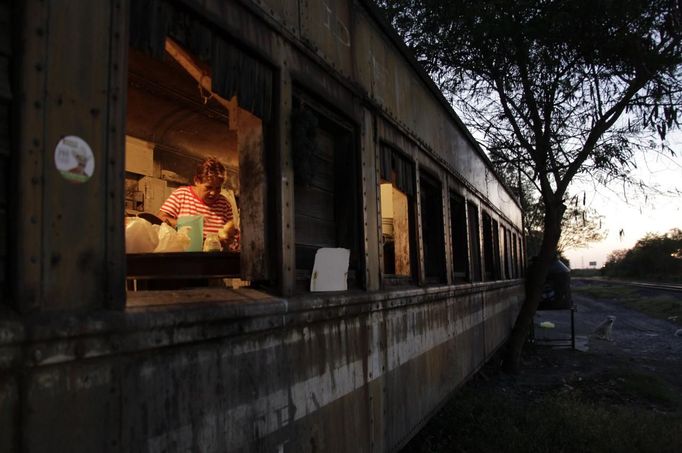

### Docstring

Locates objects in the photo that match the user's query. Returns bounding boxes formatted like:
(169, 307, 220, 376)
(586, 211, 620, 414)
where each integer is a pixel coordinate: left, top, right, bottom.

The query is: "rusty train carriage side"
(0, 1, 525, 452)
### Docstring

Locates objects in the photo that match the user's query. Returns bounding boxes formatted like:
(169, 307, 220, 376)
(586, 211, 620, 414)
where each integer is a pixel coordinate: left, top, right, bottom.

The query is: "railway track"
(574, 277, 682, 293)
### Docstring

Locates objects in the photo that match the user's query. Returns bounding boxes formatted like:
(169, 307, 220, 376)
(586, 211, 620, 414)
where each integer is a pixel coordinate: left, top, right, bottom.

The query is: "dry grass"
(573, 284, 682, 325)
(401, 348, 682, 453)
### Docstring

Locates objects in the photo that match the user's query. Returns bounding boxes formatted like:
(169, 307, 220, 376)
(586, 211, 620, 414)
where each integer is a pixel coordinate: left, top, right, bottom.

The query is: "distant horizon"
(564, 131, 682, 269)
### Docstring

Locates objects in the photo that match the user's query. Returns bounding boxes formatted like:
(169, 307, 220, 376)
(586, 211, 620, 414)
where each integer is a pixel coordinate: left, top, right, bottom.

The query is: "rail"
(574, 277, 682, 293)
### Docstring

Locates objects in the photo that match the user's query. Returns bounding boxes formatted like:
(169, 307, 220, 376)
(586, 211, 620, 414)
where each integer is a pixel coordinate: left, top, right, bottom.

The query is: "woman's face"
(194, 176, 224, 204)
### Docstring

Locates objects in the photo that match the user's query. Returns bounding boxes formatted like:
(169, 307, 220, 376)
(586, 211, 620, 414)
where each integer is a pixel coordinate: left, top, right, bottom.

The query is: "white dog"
(593, 316, 616, 341)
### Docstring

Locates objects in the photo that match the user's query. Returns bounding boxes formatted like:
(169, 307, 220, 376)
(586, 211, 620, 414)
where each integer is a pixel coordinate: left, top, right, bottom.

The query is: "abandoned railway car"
(0, 0, 526, 451)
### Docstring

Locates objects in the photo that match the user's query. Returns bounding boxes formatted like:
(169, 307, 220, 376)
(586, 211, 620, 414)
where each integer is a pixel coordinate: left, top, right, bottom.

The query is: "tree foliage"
(376, 0, 682, 370)
(377, 0, 681, 196)
(524, 195, 606, 260)
(603, 229, 682, 281)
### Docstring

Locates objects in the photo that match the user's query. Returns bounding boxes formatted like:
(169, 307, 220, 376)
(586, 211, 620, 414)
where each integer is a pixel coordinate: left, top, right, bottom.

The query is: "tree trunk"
(503, 201, 564, 373)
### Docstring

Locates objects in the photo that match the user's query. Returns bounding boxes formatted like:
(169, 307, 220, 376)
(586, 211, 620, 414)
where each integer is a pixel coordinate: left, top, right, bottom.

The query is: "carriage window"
(124, 38, 269, 291)
(518, 234, 525, 277)
(467, 202, 482, 282)
(503, 226, 512, 279)
(450, 193, 469, 282)
(492, 219, 502, 280)
(292, 97, 360, 291)
(420, 172, 446, 283)
(379, 146, 416, 284)
(511, 233, 519, 278)
(482, 211, 494, 281)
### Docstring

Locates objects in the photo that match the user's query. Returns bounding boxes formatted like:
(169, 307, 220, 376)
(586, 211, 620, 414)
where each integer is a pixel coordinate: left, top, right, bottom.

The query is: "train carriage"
(0, 0, 525, 451)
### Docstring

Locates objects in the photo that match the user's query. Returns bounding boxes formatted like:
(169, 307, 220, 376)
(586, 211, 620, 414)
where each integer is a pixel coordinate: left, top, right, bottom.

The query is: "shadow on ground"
(401, 282, 682, 453)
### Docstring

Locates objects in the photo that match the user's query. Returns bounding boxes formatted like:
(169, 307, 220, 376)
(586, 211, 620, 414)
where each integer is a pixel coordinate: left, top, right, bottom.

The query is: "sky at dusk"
(564, 131, 682, 269)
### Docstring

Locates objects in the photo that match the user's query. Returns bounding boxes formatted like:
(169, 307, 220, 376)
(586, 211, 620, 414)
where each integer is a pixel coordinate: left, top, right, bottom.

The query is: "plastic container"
(176, 215, 204, 252)
(203, 232, 222, 252)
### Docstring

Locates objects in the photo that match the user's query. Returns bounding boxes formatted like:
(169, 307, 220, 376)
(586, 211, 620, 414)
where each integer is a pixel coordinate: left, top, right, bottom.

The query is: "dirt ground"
(530, 280, 682, 393)
(401, 280, 682, 452)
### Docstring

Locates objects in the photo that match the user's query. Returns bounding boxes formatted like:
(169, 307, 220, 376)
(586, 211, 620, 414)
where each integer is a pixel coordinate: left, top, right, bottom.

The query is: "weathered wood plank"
(277, 59, 295, 295)
(392, 186, 411, 276)
(0, 0, 10, 305)
(362, 107, 381, 290)
(40, 0, 113, 309)
(105, 0, 128, 309)
(293, 184, 334, 221)
(14, 0, 48, 312)
(238, 107, 270, 281)
(294, 213, 336, 249)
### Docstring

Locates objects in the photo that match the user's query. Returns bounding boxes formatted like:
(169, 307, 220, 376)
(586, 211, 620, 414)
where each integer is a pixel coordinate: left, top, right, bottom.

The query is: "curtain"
(129, 0, 272, 121)
(212, 38, 272, 121)
(380, 146, 414, 196)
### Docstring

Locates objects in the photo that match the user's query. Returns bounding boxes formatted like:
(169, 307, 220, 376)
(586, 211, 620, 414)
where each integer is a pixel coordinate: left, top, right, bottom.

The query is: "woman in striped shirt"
(158, 157, 238, 249)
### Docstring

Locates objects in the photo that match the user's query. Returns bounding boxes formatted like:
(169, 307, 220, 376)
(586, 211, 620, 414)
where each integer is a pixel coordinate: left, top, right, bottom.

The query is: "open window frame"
(123, 2, 275, 295)
(419, 170, 446, 284)
(291, 91, 363, 293)
(378, 144, 419, 287)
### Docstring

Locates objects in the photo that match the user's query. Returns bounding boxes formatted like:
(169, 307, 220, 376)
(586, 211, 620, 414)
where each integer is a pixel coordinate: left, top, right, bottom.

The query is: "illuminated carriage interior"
(124, 39, 262, 252)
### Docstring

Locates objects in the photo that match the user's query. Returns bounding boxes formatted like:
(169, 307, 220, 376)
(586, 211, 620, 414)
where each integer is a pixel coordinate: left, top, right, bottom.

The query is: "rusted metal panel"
(300, 0, 353, 78)
(14, 0, 48, 312)
(277, 60, 296, 295)
(23, 362, 120, 453)
(239, 109, 270, 281)
(247, 0, 300, 37)
(3, 285, 522, 452)
(105, 0, 128, 309)
(349, 5, 522, 226)
(39, 0, 114, 309)
(0, 374, 17, 453)
(352, 9, 373, 98)
(382, 290, 487, 450)
(483, 285, 521, 355)
(0, 10, 8, 305)
(192, 0, 277, 61)
(14, 0, 122, 311)
(360, 107, 380, 291)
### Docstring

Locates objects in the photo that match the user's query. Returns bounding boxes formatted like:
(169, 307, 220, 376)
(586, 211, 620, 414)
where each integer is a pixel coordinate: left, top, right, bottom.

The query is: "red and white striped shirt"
(159, 186, 232, 236)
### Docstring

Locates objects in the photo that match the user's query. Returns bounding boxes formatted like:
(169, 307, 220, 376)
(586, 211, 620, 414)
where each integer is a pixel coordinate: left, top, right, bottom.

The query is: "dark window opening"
(379, 146, 417, 285)
(482, 212, 494, 281)
(492, 219, 501, 280)
(450, 193, 468, 282)
(518, 235, 525, 277)
(503, 226, 511, 279)
(292, 96, 361, 292)
(512, 233, 519, 278)
(420, 172, 446, 283)
(467, 202, 482, 282)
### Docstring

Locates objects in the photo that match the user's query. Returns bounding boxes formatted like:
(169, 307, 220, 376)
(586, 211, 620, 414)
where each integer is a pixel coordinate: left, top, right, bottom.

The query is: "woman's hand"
(157, 211, 177, 227)
(219, 221, 240, 252)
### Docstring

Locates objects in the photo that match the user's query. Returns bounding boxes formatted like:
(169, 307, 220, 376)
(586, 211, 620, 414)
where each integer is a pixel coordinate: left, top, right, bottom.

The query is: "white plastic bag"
(125, 217, 159, 253)
(154, 223, 192, 253)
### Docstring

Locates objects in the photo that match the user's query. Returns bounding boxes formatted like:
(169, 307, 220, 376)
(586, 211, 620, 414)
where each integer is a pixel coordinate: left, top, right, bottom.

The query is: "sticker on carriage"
(54, 135, 95, 183)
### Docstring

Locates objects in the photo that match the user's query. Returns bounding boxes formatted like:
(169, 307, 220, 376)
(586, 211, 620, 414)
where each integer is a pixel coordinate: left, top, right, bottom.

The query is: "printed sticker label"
(54, 135, 95, 183)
